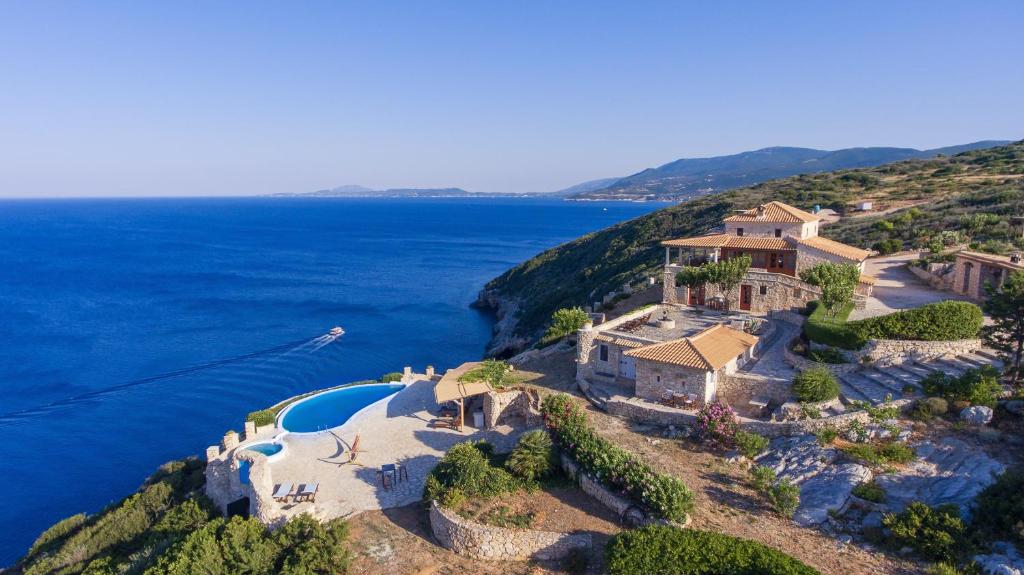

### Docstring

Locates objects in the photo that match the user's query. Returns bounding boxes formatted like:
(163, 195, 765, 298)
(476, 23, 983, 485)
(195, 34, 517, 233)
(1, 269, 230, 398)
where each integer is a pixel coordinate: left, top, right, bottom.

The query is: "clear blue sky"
(1, 1, 1022, 197)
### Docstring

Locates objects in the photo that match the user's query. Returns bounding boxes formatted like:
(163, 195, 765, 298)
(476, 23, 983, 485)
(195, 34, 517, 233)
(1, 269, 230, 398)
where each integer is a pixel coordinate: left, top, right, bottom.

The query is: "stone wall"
(857, 338, 982, 366)
(605, 394, 913, 438)
(559, 455, 684, 528)
(429, 501, 591, 561)
(634, 361, 710, 405)
(483, 388, 543, 429)
(718, 372, 792, 408)
(909, 264, 952, 290)
(724, 220, 813, 239)
(784, 343, 861, 375)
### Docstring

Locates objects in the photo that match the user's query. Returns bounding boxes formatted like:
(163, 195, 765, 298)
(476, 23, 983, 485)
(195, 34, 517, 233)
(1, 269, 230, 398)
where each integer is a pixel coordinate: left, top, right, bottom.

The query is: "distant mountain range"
(567, 140, 1012, 201)
(276, 185, 483, 198)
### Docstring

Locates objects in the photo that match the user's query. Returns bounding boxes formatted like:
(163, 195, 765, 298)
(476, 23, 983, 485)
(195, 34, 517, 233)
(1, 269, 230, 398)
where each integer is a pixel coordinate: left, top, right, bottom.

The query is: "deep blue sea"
(0, 197, 662, 564)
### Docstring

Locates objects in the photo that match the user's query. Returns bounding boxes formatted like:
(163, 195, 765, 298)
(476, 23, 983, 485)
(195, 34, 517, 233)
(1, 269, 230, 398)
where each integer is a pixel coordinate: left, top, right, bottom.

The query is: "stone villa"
(660, 201, 875, 312)
(576, 304, 763, 407)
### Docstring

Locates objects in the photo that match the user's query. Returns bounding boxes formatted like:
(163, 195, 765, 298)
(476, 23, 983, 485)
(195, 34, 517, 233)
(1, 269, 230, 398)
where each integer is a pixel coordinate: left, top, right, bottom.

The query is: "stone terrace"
(603, 305, 744, 343)
(247, 377, 532, 521)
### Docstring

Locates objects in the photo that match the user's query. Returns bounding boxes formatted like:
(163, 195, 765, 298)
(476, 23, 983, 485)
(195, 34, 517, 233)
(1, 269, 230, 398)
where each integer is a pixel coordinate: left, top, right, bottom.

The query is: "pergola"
(433, 362, 493, 431)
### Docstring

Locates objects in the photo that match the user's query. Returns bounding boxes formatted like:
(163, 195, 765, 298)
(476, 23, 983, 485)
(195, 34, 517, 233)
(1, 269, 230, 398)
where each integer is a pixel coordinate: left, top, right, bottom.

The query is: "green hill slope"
(480, 141, 1024, 355)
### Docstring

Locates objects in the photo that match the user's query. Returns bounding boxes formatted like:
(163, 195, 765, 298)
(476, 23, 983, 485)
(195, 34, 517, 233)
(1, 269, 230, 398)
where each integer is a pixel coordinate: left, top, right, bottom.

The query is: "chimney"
(756, 205, 766, 217)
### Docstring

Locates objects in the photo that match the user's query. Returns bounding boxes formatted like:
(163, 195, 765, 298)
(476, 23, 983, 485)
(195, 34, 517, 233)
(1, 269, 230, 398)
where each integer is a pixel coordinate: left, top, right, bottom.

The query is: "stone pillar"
(244, 420, 256, 440)
(426, 365, 435, 379)
(402, 366, 413, 383)
(222, 430, 239, 451)
(662, 270, 678, 305)
(205, 445, 221, 462)
(576, 323, 595, 373)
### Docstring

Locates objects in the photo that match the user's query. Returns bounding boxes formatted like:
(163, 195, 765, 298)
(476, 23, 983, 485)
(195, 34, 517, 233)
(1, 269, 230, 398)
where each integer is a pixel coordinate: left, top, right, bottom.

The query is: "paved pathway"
(851, 253, 968, 320)
(741, 320, 799, 384)
(262, 378, 529, 520)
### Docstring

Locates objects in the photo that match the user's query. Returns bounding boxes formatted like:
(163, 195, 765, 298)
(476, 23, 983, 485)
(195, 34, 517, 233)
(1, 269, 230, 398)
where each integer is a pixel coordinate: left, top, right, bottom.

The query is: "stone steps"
(838, 373, 891, 405)
(870, 366, 921, 391)
(838, 379, 872, 405)
(860, 368, 915, 396)
(900, 362, 938, 378)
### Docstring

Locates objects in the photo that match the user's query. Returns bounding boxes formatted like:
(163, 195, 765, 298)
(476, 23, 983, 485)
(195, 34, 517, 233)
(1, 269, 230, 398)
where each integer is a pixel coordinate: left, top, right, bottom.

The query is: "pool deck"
(255, 377, 529, 520)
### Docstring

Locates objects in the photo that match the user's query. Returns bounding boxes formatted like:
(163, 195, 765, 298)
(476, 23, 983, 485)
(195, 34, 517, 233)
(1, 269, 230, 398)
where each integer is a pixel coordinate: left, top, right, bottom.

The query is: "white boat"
(329, 327, 344, 336)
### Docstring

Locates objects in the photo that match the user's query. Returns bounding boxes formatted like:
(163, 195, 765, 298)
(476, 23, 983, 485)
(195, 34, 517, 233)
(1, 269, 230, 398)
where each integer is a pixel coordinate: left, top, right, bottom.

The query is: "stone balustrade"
(429, 501, 590, 561)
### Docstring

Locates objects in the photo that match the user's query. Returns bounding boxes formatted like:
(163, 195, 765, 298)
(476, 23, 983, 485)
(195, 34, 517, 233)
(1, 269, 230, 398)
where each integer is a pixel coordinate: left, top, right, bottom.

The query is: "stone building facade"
(951, 250, 1024, 301)
(661, 201, 874, 313)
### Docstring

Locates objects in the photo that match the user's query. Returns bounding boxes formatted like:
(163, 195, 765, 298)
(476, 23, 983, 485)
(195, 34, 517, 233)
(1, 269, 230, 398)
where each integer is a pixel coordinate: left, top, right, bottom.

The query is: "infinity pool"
(278, 383, 405, 433)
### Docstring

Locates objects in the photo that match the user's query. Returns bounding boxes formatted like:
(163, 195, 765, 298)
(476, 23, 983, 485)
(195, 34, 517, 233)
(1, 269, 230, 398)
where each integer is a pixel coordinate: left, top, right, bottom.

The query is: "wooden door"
(688, 285, 705, 306)
(740, 285, 752, 311)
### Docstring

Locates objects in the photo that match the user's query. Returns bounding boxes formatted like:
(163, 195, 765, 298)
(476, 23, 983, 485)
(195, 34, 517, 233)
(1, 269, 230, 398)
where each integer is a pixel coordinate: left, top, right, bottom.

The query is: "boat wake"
(0, 328, 346, 423)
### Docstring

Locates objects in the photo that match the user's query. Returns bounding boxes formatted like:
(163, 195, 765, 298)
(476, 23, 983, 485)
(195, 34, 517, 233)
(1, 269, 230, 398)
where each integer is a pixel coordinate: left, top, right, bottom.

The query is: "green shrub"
(26, 513, 87, 560)
(921, 366, 1002, 407)
(605, 525, 820, 575)
(814, 425, 839, 445)
(850, 301, 984, 342)
(852, 481, 886, 503)
(540, 307, 591, 346)
(805, 347, 849, 364)
(793, 367, 840, 402)
(841, 441, 916, 466)
(872, 238, 903, 255)
(911, 397, 949, 421)
(378, 372, 404, 383)
(928, 563, 982, 575)
(423, 441, 524, 505)
(883, 502, 967, 562)
(973, 468, 1024, 545)
(505, 430, 555, 481)
(246, 409, 277, 427)
(768, 480, 800, 518)
(542, 394, 693, 522)
(734, 430, 769, 459)
(458, 359, 517, 389)
(749, 465, 776, 493)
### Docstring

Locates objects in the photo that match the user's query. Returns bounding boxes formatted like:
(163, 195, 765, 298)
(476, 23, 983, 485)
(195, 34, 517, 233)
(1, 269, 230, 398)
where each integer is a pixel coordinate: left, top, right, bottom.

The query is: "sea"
(0, 196, 663, 564)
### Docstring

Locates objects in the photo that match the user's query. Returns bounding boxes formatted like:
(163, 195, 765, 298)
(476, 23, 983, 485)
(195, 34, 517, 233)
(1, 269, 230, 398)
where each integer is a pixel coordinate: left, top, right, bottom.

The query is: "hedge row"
(805, 300, 983, 350)
(541, 394, 693, 522)
(606, 525, 820, 575)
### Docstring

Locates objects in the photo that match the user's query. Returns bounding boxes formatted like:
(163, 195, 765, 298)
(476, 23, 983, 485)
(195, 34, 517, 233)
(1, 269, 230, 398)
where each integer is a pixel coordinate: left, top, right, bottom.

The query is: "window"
(759, 285, 767, 295)
(793, 287, 801, 297)
(775, 228, 782, 238)
(599, 344, 608, 362)
(656, 375, 661, 383)
(736, 228, 744, 236)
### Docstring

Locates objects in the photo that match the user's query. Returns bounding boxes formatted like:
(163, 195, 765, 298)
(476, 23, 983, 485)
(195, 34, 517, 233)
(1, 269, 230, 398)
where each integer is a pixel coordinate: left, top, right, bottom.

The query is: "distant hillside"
(480, 140, 1024, 356)
(571, 141, 1012, 201)
(548, 177, 622, 197)
(280, 185, 477, 198)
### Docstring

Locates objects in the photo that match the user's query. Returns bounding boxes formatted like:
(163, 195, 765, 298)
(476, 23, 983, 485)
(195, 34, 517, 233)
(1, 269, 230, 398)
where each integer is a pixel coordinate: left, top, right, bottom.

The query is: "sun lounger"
(272, 482, 293, 502)
(295, 482, 318, 502)
(428, 417, 456, 429)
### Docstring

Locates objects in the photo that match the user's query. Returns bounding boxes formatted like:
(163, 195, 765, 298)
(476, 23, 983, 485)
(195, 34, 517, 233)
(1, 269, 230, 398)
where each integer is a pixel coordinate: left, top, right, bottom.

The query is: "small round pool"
(278, 383, 405, 434)
(238, 441, 284, 485)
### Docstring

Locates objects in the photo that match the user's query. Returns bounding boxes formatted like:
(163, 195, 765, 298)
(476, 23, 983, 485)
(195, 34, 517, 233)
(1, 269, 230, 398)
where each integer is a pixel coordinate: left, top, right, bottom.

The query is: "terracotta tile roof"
(798, 236, 872, 262)
(593, 334, 646, 348)
(858, 274, 878, 285)
(723, 201, 820, 223)
(625, 324, 758, 371)
(662, 234, 794, 251)
(955, 250, 1024, 271)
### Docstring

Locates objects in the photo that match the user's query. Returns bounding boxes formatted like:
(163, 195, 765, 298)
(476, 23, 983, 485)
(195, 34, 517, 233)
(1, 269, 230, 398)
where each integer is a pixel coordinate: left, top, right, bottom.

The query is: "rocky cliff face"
(473, 288, 529, 358)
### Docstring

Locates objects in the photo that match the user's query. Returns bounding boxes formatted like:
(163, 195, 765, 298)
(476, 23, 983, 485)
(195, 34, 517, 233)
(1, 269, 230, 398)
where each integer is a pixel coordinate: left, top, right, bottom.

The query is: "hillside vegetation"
(483, 141, 1024, 346)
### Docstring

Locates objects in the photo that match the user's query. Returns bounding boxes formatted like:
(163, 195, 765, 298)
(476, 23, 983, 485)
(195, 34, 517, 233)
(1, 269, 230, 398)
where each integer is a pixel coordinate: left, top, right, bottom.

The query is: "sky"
(1, 1, 1022, 198)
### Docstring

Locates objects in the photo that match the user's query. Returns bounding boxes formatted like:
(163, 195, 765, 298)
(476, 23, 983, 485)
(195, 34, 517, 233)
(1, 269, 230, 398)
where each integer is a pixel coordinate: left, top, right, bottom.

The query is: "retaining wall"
(857, 338, 982, 366)
(429, 501, 590, 561)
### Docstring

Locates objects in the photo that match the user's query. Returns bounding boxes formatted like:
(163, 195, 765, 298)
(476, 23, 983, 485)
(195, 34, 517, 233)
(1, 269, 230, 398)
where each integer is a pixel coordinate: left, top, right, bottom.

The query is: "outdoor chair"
(295, 482, 318, 502)
(272, 482, 293, 503)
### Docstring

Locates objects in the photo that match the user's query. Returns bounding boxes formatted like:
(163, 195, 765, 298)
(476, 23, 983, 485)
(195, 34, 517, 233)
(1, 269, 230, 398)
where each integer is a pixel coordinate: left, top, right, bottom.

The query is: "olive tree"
(705, 255, 752, 311)
(799, 262, 861, 320)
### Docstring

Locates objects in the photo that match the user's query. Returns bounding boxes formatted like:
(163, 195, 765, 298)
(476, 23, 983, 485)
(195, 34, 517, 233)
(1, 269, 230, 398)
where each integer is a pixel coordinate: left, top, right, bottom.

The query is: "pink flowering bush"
(542, 394, 693, 522)
(696, 400, 738, 449)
